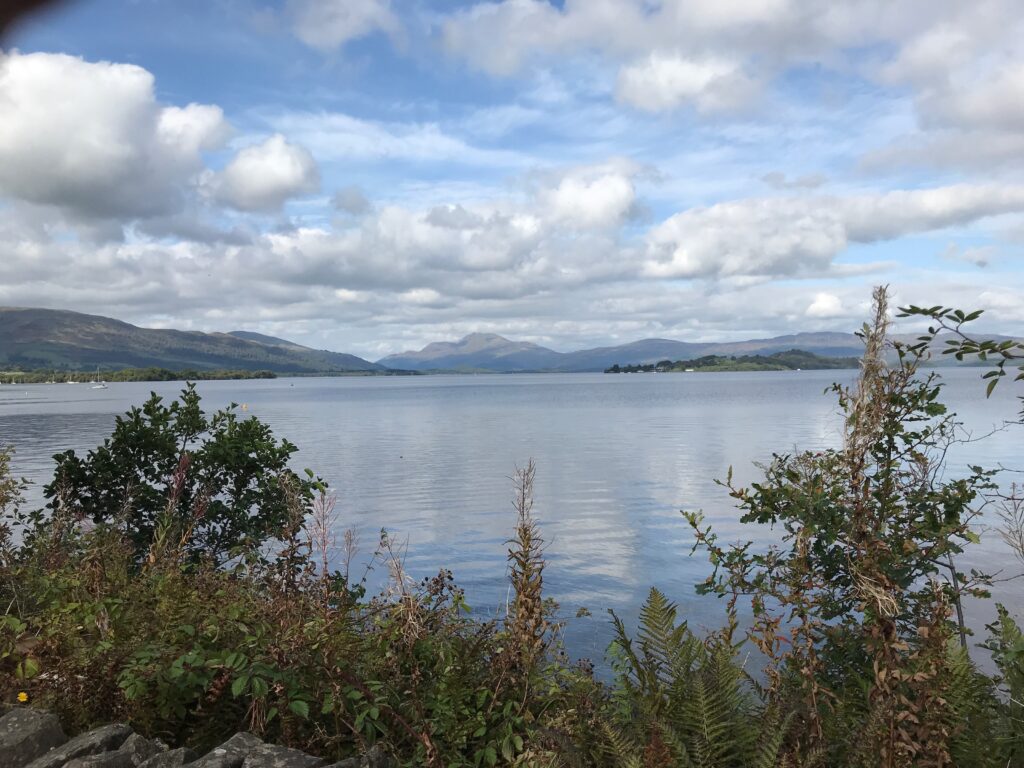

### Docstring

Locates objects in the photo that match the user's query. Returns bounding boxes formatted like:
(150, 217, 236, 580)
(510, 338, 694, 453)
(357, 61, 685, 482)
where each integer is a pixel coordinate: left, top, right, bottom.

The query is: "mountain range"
(5, 306, 1007, 376)
(377, 332, 866, 372)
(0, 307, 383, 373)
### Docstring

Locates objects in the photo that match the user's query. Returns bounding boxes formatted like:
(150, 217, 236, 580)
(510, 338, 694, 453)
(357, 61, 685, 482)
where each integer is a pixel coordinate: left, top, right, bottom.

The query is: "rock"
(0, 708, 67, 768)
(136, 748, 197, 768)
(64, 753, 136, 768)
(321, 746, 392, 768)
(241, 744, 323, 768)
(190, 733, 263, 768)
(25, 724, 133, 768)
(118, 734, 166, 767)
(361, 746, 393, 768)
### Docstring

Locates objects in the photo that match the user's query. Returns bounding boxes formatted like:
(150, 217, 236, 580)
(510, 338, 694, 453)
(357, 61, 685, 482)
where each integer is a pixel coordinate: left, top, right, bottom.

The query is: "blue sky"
(1, 0, 1022, 358)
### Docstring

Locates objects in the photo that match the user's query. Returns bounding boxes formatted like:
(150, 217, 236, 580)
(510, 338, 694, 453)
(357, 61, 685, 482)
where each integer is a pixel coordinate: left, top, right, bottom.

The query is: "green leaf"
(288, 700, 310, 719)
(15, 657, 40, 679)
(231, 675, 249, 697)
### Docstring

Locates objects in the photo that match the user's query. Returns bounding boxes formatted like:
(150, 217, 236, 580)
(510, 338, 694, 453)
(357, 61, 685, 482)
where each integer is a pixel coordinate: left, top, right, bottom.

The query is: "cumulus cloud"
(644, 197, 845, 279)
(868, 1, 1024, 170)
(643, 184, 1024, 279)
(615, 53, 756, 114)
(211, 135, 320, 212)
(540, 165, 638, 228)
(289, 0, 399, 51)
(806, 292, 845, 318)
(0, 51, 229, 219)
(439, 0, 936, 113)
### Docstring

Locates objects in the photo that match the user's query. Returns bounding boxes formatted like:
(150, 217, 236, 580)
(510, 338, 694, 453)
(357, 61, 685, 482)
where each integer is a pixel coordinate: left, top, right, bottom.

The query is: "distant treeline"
(606, 348, 861, 373)
(0, 367, 277, 384)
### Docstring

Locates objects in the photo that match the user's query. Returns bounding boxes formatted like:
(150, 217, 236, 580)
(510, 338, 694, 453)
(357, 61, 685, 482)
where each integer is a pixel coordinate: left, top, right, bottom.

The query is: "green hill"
(0, 307, 384, 373)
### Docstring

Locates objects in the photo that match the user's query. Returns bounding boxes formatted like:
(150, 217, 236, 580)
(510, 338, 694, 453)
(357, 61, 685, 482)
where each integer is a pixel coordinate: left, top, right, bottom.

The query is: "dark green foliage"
(603, 588, 789, 768)
(604, 349, 860, 373)
(2, 368, 277, 383)
(42, 385, 316, 564)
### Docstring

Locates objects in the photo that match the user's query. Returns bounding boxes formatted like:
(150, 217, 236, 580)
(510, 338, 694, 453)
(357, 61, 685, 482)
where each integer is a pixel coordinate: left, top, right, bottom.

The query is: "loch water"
(1, 369, 1020, 662)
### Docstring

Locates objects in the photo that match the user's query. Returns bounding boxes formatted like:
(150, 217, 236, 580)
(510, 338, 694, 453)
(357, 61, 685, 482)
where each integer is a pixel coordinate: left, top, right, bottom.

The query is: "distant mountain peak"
(377, 329, 868, 372)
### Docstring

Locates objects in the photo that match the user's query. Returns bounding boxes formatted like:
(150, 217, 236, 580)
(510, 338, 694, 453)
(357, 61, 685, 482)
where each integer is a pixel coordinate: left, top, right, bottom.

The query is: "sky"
(1, 0, 1022, 359)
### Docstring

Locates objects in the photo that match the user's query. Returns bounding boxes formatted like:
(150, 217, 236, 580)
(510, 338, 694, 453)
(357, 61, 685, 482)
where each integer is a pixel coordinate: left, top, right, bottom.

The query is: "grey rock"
(190, 733, 263, 768)
(321, 747, 392, 768)
(241, 744, 323, 768)
(118, 734, 165, 766)
(136, 748, 197, 768)
(0, 709, 67, 768)
(361, 747, 392, 768)
(64, 753, 136, 768)
(25, 724, 133, 768)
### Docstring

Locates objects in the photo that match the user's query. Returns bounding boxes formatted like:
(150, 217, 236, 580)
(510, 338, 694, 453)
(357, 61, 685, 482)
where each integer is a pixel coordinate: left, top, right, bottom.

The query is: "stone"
(361, 746, 393, 768)
(240, 744, 323, 768)
(118, 734, 165, 767)
(25, 724, 133, 768)
(64, 753, 136, 768)
(136, 748, 197, 768)
(321, 746, 391, 768)
(0, 708, 67, 768)
(189, 733, 263, 768)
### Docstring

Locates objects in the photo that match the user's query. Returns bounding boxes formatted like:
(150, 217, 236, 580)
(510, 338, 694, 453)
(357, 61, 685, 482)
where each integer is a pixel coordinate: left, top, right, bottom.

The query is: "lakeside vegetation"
(2, 290, 1023, 767)
(605, 349, 861, 373)
(0, 367, 278, 384)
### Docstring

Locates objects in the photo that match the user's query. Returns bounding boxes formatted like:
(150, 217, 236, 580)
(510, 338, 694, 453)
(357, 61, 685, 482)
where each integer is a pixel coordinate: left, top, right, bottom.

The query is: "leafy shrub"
(43, 384, 317, 564)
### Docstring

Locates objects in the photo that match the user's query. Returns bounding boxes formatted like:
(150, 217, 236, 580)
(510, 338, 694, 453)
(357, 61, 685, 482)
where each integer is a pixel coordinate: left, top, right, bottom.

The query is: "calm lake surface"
(1, 369, 1020, 662)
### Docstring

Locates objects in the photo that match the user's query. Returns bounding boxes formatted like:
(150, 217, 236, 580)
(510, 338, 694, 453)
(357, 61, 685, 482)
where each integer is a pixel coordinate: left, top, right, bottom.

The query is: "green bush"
(43, 384, 317, 564)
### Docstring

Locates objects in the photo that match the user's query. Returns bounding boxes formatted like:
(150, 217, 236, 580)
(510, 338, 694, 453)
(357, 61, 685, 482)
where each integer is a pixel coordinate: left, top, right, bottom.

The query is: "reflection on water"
(0, 369, 1020, 660)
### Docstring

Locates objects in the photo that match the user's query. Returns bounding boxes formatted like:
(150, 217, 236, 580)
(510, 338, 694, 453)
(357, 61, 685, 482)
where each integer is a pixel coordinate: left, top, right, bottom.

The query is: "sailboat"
(90, 367, 108, 389)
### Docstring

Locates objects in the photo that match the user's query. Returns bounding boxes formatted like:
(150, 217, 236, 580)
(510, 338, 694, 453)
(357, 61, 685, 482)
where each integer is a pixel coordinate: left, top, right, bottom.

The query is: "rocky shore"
(0, 709, 392, 768)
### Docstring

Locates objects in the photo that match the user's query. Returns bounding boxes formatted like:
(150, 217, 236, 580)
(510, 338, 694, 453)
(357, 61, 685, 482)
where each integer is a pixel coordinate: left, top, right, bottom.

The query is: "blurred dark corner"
(1, 0, 69, 44)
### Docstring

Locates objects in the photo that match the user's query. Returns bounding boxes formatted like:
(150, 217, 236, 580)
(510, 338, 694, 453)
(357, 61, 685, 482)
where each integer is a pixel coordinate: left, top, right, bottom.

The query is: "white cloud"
(869, 1, 1024, 170)
(644, 197, 846, 279)
(615, 53, 755, 114)
(806, 292, 844, 318)
(917, 63, 1024, 133)
(0, 51, 229, 219)
(438, 0, 920, 113)
(212, 134, 320, 212)
(289, 0, 399, 51)
(541, 166, 637, 228)
(266, 110, 527, 168)
(841, 185, 1024, 241)
(158, 104, 232, 156)
(643, 184, 1024, 279)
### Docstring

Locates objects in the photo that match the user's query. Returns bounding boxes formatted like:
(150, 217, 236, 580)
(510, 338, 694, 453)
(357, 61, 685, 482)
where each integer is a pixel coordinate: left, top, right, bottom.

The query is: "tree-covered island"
(605, 348, 860, 373)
